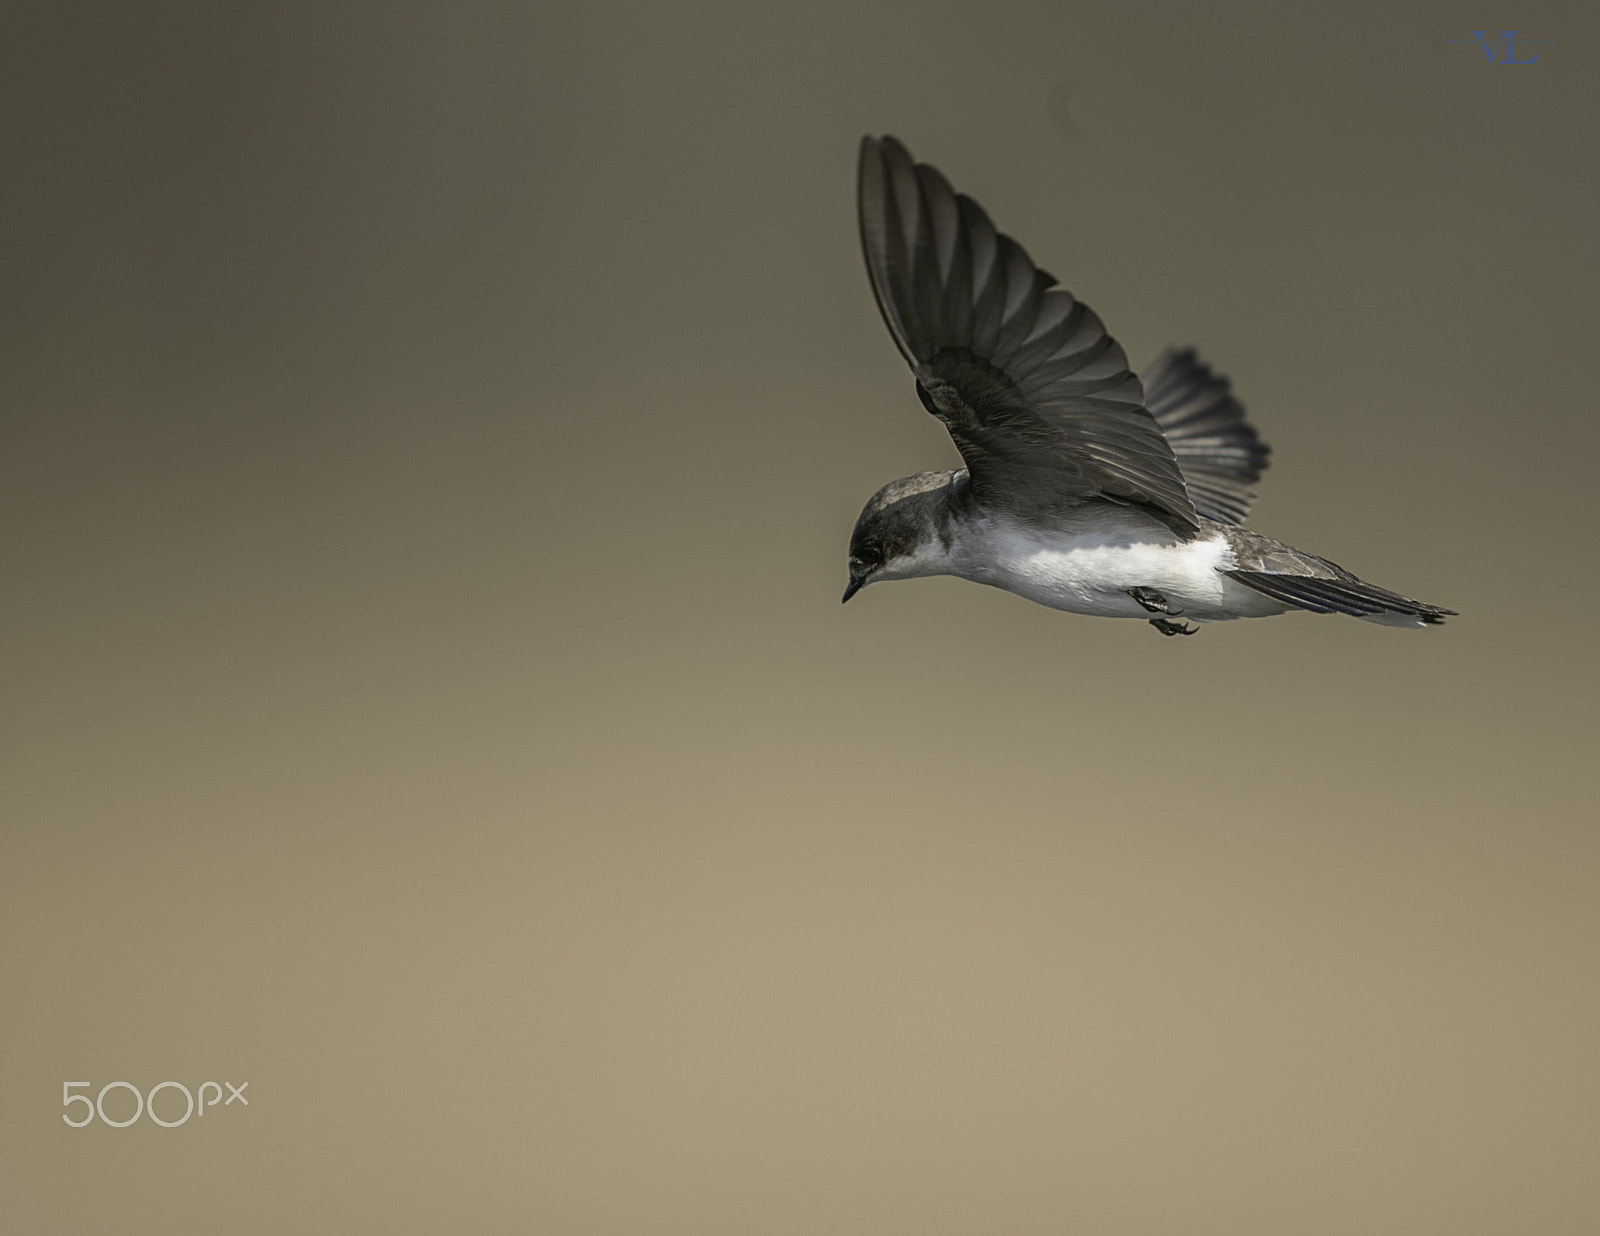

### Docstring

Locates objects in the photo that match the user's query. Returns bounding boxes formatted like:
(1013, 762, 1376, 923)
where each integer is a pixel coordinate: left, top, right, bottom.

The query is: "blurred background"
(2, 2, 1596, 1232)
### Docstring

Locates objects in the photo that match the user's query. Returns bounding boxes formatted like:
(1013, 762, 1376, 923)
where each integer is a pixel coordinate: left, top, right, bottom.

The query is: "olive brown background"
(3, 2, 1597, 1232)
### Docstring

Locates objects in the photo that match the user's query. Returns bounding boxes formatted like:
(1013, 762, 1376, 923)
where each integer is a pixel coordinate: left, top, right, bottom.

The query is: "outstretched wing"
(1141, 347, 1270, 525)
(858, 136, 1200, 535)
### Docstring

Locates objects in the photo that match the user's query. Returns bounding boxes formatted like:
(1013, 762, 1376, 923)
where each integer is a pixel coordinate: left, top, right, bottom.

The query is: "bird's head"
(842, 471, 957, 603)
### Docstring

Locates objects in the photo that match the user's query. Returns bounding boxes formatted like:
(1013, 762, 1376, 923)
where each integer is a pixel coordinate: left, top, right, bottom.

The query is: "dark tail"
(1225, 570, 1457, 628)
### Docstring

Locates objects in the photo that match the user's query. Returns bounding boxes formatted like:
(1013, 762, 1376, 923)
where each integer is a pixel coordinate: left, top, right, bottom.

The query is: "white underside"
(886, 515, 1290, 623)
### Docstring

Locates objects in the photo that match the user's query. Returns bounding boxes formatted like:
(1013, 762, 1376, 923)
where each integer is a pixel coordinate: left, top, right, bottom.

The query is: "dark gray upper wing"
(1141, 347, 1270, 525)
(858, 136, 1199, 534)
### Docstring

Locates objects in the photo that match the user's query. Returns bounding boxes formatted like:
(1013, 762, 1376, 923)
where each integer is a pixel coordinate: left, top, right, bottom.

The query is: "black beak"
(841, 577, 864, 604)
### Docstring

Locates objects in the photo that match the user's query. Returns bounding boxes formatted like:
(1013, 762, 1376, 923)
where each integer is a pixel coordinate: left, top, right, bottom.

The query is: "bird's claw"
(1129, 586, 1177, 615)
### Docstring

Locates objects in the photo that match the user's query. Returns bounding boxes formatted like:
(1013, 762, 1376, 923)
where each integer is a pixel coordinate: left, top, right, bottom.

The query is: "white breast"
(947, 516, 1277, 621)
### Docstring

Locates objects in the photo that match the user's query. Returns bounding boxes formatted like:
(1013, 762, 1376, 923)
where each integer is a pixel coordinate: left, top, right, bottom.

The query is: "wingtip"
(862, 134, 914, 177)
(857, 135, 884, 189)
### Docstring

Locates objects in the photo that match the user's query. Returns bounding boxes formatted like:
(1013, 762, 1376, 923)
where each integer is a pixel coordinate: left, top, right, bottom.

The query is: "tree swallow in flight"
(844, 136, 1455, 635)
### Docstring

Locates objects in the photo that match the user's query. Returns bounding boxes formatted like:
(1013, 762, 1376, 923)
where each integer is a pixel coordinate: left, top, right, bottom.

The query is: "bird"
(843, 136, 1455, 636)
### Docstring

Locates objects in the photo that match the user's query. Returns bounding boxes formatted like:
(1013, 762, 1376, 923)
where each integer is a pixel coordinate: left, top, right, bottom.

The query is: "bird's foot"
(1149, 618, 1198, 637)
(1129, 586, 1178, 615)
